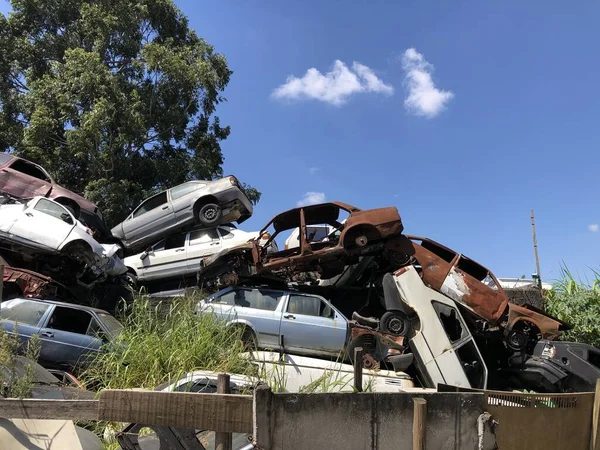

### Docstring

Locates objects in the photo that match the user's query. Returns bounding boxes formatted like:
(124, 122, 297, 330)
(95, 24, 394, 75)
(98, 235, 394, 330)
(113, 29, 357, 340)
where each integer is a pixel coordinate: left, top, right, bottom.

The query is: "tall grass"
(545, 264, 600, 348)
(82, 295, 253, 390)
(0, 327, 41, 398)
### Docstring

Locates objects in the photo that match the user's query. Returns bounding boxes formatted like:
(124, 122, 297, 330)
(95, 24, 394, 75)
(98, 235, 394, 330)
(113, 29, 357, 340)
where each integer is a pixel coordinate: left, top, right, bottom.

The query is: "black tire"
(197, 203, 222, 226)
(124, 270, 138, 290)
(240, 328, 258, 351)
(380, 310, 410, 337)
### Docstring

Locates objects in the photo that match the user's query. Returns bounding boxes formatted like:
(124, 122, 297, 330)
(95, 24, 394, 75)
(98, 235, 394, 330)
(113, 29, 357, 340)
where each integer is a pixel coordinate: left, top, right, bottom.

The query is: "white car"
(383, 265, 489, 390)
(0, 196, 125, 279)
(122, 224, 277, 285)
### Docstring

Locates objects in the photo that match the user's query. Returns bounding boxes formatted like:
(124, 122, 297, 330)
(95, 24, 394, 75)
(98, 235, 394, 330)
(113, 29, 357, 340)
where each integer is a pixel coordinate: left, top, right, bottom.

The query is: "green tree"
(0, 0, 260, 226)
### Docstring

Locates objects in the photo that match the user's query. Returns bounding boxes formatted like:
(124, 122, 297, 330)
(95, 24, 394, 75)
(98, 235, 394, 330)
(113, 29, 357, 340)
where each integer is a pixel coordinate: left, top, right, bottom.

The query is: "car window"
(432, 301, 468, 344)
(152, 239, 166, 251)
(33, 198, 72, 223)
(9, 159, 51, 182)
(211, 289, 280, 310)
(299, 226, 329, 243)
(455, 341, 486, 389)
(218, 227, 235, 240)
(0, 153, 13, 166)
(170, 181, 206, 200)
(287, 295, 334, 318)
(86, 318, 108, 341)
(0, 299, 51, 326)
(189, 228, 220, 245)
(46, 306, 93, 335)
(232, 289, 281, 310)
(132, 192, 167, 218)
(96, 312, 123, 338)
(164, 233, 186, 250)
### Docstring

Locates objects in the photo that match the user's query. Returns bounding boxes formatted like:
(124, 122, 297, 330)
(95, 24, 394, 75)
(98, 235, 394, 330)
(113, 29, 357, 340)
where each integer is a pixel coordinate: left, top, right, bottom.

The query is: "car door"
(141, 232, 188, 281)
(186, 228, 222, 271)
(7, 198, 75, 249)
(279, 294, 347, 357)
(427, 300, 488, 389)
(0, 299, 51, 351)
(38, 305, 103, 370)
(203, 288, 284, 349)
(121, 192, 175, 245)
(0, 157, 53, 199)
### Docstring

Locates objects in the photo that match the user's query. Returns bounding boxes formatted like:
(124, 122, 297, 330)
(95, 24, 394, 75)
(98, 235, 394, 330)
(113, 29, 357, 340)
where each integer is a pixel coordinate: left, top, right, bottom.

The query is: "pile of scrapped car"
(1, 155, 599, 395)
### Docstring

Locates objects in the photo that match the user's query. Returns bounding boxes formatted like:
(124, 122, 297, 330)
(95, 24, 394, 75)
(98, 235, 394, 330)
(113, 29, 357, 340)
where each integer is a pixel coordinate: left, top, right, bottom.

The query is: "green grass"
(545, 264, 600, 348)
(81, 294, 253, 391)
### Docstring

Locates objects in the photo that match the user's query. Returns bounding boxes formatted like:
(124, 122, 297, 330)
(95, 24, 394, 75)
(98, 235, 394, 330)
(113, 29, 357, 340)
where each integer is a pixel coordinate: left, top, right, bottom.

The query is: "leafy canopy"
(0, 0, 260, 225)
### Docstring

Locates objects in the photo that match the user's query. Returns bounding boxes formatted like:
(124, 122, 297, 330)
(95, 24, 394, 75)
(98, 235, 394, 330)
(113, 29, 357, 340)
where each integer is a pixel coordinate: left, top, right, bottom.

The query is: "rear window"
(0, 299, 51, 326)
(170, 181, 206, 200)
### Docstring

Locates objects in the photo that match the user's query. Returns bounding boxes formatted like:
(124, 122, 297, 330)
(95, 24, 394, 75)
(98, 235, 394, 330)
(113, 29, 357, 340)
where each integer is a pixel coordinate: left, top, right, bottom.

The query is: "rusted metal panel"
(507, 303, 565, 340)
(406, 236, 509, 324)
(2, 266, 67, 299)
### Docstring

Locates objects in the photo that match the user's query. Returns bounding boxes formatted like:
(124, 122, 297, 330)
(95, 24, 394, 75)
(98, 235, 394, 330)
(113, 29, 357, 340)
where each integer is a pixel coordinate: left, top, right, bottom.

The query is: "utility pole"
(531, 210, 542, 288)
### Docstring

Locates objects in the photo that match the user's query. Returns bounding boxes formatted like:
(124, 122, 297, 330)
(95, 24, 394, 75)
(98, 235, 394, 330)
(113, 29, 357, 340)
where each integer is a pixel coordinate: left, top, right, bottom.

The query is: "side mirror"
(60, 213, 72, 224)
(140, 246, 153, 260)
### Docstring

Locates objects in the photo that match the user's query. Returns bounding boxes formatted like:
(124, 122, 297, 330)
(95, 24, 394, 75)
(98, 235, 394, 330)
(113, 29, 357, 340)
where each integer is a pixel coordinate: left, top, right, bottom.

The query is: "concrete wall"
(253, 386, 493, 450)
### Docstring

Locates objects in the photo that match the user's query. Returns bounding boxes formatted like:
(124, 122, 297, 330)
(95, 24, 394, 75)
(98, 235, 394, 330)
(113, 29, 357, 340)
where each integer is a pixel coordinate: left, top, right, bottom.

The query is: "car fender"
(226, 319, 258, 337)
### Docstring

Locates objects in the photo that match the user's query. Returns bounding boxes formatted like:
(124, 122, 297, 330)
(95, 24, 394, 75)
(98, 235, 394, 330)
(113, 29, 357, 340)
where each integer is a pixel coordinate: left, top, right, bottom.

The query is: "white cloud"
(589, 224, 599, 232)
(401, 48, 454, 118)
(308, 167, 320, 175)
(297, 192, 326, 207)
(272, 60, 393, 106)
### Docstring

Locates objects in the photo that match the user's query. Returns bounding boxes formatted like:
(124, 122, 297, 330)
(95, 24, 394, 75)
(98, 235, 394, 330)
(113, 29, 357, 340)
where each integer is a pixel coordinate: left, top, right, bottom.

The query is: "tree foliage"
(0, 0, 260, 225)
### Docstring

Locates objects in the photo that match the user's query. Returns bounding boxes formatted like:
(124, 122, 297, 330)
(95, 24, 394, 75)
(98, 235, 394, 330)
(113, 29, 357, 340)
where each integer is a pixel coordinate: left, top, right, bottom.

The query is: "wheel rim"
(387, 316, 405, 335)
(355, 235, 368, 247)
(203, 207, 218, 221)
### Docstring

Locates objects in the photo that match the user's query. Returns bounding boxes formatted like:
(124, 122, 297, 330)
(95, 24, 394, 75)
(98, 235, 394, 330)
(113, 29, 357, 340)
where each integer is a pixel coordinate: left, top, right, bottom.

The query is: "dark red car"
(0, 153, 108, 238)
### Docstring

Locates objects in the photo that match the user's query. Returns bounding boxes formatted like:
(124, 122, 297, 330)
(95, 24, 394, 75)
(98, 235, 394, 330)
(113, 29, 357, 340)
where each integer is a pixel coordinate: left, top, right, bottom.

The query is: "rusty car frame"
(2, 266, 71, 301)
(386, 234, 569, 353)
(196, 201, 405, 288)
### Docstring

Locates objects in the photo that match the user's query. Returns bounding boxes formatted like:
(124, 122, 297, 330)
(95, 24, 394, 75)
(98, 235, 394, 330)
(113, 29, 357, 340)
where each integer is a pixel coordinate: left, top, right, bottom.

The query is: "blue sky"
(3, 0, 600, 283)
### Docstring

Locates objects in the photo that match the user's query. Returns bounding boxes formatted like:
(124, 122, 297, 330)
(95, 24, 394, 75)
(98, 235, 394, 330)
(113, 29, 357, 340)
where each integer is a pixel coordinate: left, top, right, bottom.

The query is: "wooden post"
(215, 373, 232, 450)
(353, 347, 363, 392)
(591, 379, 600, 450)
(413, 397, 427, 450)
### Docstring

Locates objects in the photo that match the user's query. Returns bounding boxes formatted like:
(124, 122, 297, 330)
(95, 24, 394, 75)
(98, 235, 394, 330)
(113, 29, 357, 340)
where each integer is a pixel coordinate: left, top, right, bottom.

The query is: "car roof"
(264, 201, 361, 233)
(5, 298, 111, 315)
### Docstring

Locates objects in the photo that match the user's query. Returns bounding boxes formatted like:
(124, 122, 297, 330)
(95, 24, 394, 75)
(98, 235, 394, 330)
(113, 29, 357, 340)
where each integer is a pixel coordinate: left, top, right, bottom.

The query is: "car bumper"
(214, 187, 253, 224)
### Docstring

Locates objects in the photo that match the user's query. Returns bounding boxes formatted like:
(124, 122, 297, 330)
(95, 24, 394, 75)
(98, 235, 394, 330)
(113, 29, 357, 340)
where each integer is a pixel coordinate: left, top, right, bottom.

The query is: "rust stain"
(2, 266, 67, 299)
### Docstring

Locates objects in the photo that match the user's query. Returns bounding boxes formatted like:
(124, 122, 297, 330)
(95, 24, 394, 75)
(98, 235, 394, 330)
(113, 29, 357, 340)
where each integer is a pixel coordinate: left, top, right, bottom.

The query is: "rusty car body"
(0, 153, 110, 239)
(196, 201, 405, 288)
(2, 266, 71, 300)
(386, 235, 568, 353)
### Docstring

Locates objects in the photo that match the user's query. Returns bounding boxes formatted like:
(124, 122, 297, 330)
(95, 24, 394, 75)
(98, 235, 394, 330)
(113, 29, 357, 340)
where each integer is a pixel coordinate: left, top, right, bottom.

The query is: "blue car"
(196, 286, 350, 359)
(0, 298, 123, 372)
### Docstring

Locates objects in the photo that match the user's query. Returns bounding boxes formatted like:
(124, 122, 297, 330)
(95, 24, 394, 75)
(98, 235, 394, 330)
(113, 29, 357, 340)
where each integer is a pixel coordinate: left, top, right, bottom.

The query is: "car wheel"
(197, 203, 222, 225)
(355, 235, 368, 247)
(240, 328, 258, 351)
(124, 271, 138, 290)
(380, 310, 410, 337)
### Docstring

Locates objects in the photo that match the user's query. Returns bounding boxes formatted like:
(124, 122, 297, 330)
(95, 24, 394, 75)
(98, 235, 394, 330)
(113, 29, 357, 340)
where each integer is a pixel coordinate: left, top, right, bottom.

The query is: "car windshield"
(96, 312, 123, 338)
